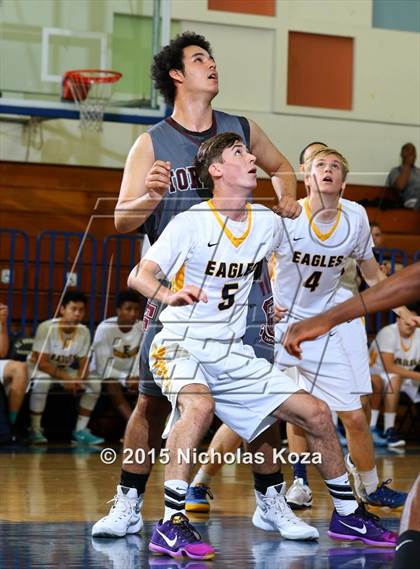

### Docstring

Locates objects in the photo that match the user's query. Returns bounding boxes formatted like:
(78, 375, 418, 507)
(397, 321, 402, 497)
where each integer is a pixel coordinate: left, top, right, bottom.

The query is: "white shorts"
(0, 359, 12, 389)
(274, 317, 371, 412)
(149, 329, 300, 442)
(370, 370, 420, 404)
(0, 359, 12, 382)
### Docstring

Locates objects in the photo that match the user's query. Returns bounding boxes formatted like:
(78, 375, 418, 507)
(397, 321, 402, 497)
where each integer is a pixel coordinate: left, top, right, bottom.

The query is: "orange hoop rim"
(64, 69, 122, 84)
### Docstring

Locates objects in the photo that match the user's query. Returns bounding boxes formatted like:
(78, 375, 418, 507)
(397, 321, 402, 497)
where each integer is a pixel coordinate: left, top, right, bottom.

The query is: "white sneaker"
(91, 534, 143, 568)
(252, 482, 319, 540)
(286, 478, 313, 509)
(344, 453, 368, 502)
(92, 485, 144, 537)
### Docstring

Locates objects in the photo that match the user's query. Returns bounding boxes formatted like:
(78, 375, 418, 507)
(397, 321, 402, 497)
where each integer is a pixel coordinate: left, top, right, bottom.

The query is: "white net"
(64, 70, 122, 132)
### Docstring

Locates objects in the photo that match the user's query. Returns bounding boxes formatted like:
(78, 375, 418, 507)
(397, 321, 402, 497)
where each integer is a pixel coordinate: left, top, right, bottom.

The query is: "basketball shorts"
(370, 368, 420, 404)
(0, 360, 12, 390)
(149, 328, 300, 442)
(274, 317, 371, 412)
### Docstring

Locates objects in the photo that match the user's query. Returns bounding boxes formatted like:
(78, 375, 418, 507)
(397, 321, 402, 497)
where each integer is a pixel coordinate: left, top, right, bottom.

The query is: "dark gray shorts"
(138, 316, 165, 398)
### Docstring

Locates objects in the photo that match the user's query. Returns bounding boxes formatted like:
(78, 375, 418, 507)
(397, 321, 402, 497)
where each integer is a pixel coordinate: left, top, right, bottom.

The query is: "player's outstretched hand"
(283, 315, 330, 358)
(168, 285, 208, 307)
(273, 304, 288, 322)
(0, 304, 8, 324)
(145, 160, 171, 198)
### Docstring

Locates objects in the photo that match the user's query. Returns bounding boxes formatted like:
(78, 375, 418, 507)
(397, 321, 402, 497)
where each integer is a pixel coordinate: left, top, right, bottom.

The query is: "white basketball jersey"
(369, 323, 420, 374)
(144, 201, 282, 340)
(271, 197, 374, 319)
(90, 317, 143, 377)
(29, 318, 90, 369)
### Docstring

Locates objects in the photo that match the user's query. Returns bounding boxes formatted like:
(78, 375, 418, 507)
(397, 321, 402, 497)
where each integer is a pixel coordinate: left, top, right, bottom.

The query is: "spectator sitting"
(370, 221, 404, 275)
(386, 143, 420, 210)
(27, 291, 104, 445)
(0, 303, 28, 440)
(369, 309, 420, 448)
(90, 289, 143, 423)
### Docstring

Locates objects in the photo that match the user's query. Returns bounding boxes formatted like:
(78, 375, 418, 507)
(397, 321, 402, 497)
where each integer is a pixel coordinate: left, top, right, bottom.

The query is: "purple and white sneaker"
(328, 505, 397, 548)
(149, 513, 215, 560)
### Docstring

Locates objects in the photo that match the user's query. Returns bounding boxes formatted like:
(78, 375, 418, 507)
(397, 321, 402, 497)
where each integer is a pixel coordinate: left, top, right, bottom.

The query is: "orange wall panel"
(287, 32, 353, 110)
(208, 0, 275, 17)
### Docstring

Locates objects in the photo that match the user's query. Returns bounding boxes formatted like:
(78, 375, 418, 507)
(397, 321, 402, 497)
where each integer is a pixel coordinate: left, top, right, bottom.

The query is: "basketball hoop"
(62, 69, 122, 131)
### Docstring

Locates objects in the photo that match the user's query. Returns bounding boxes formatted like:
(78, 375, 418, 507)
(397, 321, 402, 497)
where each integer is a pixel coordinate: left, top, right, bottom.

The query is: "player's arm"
(33, 352, 77, 382)
(115, 133, 171, 233)
(128, 260, 207, 306)
(283, 262, 420, 357)
(249, 120, 300, 219)
(359, 257, 420, 325)
(0, 304, 9, 357)
(380, 351, 420, 382)
(77, 356, 89, 381)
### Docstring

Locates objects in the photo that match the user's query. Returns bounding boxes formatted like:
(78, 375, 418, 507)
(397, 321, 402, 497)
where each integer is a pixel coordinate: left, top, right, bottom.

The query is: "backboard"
(0, 0, 172, 126)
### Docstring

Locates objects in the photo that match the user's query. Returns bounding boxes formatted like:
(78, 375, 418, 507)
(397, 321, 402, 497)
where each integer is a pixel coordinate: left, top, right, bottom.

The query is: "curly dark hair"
(151, 32, 212, 106)
(193, 132, 243, 192)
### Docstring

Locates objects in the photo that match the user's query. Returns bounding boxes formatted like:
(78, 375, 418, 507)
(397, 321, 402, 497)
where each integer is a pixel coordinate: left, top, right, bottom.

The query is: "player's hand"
(282, 316, 330, 358)
(273, 304, 288, 322)
(167, 285, 208, 306)
(0, 304, 8, 324)
(126, 377, 139, 392)
(403, 314, 420, 328)
(145, 160, 171, 198)
(62, 380, 82, 394)
(271, 177, 301, 219)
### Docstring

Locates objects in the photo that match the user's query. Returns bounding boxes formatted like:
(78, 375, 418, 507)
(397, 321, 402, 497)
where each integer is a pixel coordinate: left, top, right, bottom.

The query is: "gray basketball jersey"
(144, 110, 250, 244)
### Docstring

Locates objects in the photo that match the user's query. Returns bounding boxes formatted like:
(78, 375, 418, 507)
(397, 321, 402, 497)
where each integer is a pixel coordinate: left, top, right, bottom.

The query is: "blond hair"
(304, 147, 349, 179)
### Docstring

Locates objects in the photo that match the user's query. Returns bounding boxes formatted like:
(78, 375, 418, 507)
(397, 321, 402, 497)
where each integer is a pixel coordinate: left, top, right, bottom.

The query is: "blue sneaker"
(370, 427, 387, 447)
(149, 513, 215, 560)
(365, 479, 407, 508)
(328, 505, 397, 547)
(185, 485, 213, 513)
(72, 428, 105, 445)
(384, 428, 405, 448)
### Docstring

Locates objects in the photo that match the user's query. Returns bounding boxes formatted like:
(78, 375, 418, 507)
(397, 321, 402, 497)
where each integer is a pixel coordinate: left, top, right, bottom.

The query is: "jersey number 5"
(218, 283, 239, 311)
(303, 271, 322, 292)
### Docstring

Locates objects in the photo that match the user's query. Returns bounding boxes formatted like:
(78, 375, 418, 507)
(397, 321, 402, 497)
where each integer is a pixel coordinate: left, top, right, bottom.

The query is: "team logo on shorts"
(143, 301, 158, 331)
(260, 296, 275, 345)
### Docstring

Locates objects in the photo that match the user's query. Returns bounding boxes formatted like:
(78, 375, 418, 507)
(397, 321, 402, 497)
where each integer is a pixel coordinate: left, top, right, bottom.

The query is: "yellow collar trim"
(304, 198, 342, 242)
(208, 200, 252, 248)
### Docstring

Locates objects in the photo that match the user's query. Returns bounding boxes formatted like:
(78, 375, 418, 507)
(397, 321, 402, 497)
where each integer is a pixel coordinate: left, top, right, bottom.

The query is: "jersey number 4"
(302, 271, 322, 292)
(218, 283, 239, 311)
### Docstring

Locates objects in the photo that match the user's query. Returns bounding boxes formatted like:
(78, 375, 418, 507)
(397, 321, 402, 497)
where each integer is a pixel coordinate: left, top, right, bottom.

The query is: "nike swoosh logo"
(395, 539, 413, 551)
(156, 528, 178, 548)
(208, 242, 218, 247)
(293, 237, 304, 241)
(339, 520, 367, 534)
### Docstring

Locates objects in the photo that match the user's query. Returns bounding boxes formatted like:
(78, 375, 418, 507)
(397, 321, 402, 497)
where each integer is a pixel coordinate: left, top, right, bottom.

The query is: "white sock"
(31, 414, 42, 432)
(384, 412, 396, 432)
(360, 467, 379, 495)
(163, 479, 188, 522)
(331, 411, 338, 427)
(370, 409, 380, 428)
(191, 467, 212, 487)
(325, 473, 358, 516)
(75, 415, 89, 432)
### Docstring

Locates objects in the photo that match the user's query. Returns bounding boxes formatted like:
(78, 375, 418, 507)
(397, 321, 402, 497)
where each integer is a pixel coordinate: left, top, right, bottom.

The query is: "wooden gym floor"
(0, 444, 418, 568)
